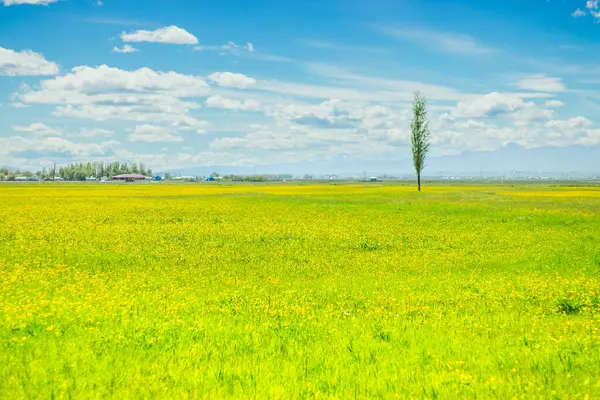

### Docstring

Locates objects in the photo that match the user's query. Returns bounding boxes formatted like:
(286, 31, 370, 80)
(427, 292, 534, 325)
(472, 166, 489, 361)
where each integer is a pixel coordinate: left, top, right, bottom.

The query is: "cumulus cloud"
(12, 122, 61, 136)
(76, 128, 114, 138)
(0, 136, 116, 159)
(1, 0, 57, 5)
(120, 26, 198, 45)
(543, 117, 600, 146)
(128, 124, 183, 143)
(275, 99, 362, 129)
(545, 100, 565, 108)
(273, 99, 402, 132)
(205, 95, 261, 111)
(26, 65, 208, 96)
(589, 0, 600, 18)
(447, 93, 525, 118)
(113, 45, 139, 53)
(435, 94, 600, 151)
(210, 125, 315, 151)
(0, 46, 59, 76)
(174, 120, 211, 134)
(546, 116, 592, 133)
(52, 103, 204, 128)
(17, 65, 208, 127)
(207, 72, 256, 88)
(208, 99, 410, 154)
(514, 74, 566, 92)
(572, 1, 600, 20)
(581, 129, 600, 145)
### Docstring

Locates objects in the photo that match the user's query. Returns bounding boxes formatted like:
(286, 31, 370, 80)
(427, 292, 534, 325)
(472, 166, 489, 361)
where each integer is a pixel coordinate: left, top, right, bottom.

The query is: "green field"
(1, 183, 599, 398)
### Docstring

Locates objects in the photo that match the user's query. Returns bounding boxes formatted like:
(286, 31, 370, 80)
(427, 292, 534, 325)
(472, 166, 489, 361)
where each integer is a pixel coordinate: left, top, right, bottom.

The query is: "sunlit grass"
(1, 183, 599, 398)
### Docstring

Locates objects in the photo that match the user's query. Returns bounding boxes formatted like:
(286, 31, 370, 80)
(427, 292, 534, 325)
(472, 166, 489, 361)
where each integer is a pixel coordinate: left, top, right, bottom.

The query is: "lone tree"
(410, 91, 430, 191)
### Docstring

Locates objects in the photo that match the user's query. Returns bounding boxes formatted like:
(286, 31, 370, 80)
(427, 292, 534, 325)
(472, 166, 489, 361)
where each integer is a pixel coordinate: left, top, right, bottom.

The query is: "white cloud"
(12, 122, 61, 136)
(588, 0, 600, 18)
(210, 125, 315, 151)
(445, 92, 555, 135)
(193, 41, 255, 56)
(0, 46, 59, 76)
(514, 74, 566, 92)
(1, 0, 57, 5)
(18, 65, 208, 126)
(76, 128, 114, 138)
(128, 125, 183, 143)
(581, 129, 600, 145)
(175, 120, 211, 134)
(572, 2, 600, 20)
(381, 27, 493, 55)
(545, 100, 565, 108)
(0, 136, 117, 159)
(275, 99, 362, 129)
(208, 72, 256, 88)
(205, 95, 261, 111)
(207, 99, 411, 154)
(543, 117, 600, 146)
(120, 26, 198, 45)
(28, 65, 208, 96)
(451, 93, 527, 118)
(546, 116, 592, 133)
(52, 104, 204, 128)
(209, 120, 400, 156)
(434, 93, 600, 151)
(220, 41, 254, 54)
(113, 44, 139, 53)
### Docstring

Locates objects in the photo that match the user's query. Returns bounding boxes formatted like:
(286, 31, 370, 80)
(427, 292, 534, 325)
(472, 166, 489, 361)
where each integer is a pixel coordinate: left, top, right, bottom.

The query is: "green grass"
(1, 183, 599, 398)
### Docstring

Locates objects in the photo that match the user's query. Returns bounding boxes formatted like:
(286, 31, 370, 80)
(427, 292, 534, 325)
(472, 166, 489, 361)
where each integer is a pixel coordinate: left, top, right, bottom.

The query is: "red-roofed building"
(112, 174, 149, 182)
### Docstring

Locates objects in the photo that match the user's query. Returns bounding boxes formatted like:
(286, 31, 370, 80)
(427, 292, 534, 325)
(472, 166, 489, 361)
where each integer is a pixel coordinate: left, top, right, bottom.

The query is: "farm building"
(112, 173, 149, 182)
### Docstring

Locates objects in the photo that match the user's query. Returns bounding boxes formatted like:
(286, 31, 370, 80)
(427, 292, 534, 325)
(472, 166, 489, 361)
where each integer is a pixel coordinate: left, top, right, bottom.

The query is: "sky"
(1, 0, 599, 171)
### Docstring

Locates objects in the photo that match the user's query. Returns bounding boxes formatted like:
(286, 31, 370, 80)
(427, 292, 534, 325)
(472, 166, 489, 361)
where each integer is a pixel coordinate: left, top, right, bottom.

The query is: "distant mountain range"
(167, 143, 600, 178)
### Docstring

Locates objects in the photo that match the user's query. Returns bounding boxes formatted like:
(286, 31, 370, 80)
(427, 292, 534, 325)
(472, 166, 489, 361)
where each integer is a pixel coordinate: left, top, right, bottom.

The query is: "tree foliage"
(56, 161, 152, 181)
(410, 91, 430, 191)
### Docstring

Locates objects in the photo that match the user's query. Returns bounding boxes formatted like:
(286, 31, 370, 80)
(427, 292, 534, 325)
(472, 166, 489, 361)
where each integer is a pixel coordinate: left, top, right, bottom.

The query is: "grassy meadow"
(1, 182, 599, 398)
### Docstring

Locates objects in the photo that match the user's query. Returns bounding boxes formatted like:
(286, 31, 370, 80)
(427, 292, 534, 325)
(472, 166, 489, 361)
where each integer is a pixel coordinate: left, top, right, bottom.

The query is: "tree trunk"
(417, 173, 421, 192)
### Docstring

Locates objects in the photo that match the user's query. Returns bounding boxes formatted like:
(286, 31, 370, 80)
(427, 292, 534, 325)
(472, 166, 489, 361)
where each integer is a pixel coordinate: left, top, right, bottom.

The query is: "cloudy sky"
(1, 0, 599, 170)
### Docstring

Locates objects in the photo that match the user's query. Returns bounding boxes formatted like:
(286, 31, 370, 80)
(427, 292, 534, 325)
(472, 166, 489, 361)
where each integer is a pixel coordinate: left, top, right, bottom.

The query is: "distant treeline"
(0, 167, 38, 181)
(59, 162, 152, 181)
(1, 162, 152, 181)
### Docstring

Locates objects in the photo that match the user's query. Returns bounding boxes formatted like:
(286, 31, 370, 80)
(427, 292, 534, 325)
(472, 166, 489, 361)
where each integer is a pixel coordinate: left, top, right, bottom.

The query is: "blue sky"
(1, 0, 599, 171)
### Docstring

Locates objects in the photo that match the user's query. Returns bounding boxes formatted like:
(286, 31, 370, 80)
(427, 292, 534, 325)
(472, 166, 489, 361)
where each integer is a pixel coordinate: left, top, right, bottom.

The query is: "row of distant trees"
(0, 167, 38, 181)
(58, 161, 152, 181)
(1, 162, 152, 181)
